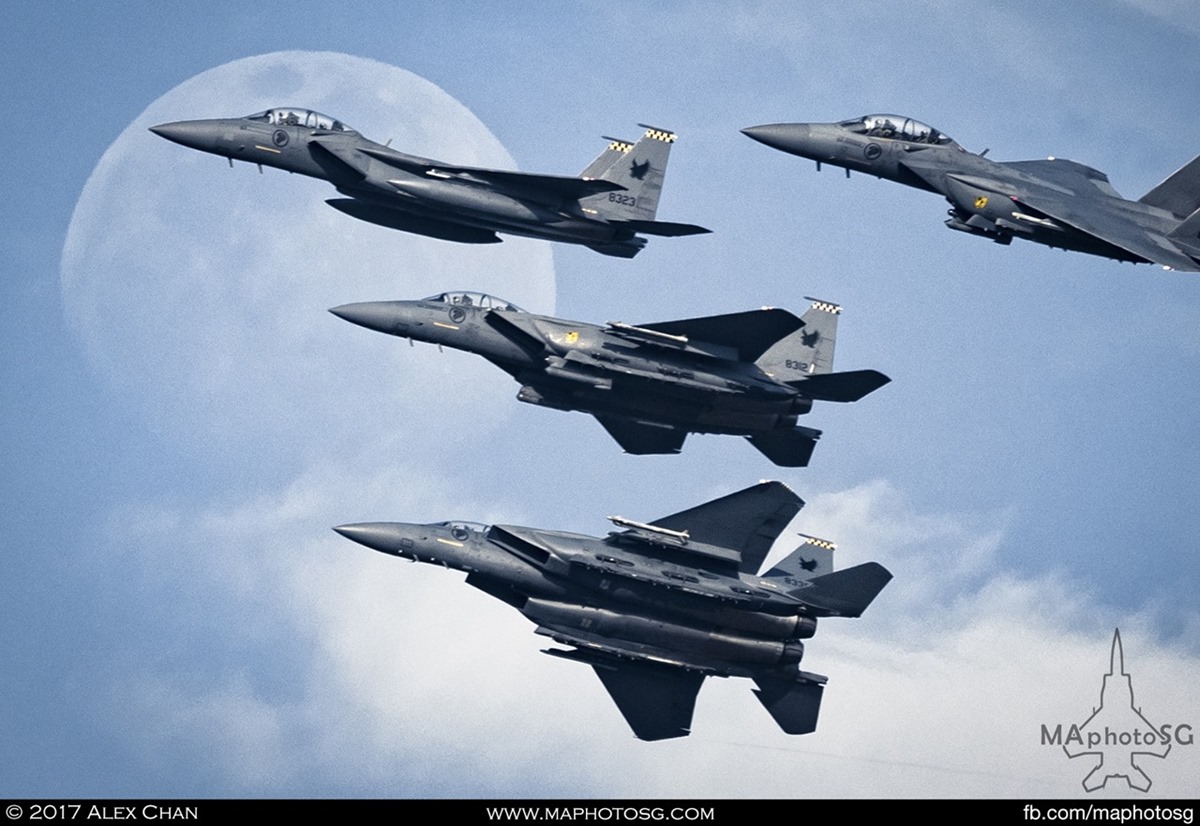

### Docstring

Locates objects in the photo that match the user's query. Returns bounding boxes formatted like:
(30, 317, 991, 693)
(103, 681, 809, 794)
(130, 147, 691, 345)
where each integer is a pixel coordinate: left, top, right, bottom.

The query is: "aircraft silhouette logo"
(1046, 630, 1173, 792)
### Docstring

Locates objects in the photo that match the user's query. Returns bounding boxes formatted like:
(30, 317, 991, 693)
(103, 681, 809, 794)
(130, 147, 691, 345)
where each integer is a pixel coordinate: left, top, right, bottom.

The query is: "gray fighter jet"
(151, 107, 709, 257)
(334, 481, 891, 740)
(330, 292, 889, 466)
(743, 114, 1200, 271)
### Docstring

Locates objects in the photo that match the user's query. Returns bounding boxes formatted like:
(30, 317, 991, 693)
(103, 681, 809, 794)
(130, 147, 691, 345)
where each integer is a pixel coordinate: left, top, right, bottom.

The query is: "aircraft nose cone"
(149, 119, 226, 152)
(741, 123, 813, 155)
(329, 301, 405, 335)
(333, 522, 411, 555)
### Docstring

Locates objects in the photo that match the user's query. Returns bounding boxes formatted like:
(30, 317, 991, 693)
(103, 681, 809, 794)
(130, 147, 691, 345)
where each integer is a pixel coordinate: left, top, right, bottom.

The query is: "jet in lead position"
(335, 481, 891, 740)
(743, 114, 1200, 271)
(151, 107, 708, 258)
(330, 292, 889, 466)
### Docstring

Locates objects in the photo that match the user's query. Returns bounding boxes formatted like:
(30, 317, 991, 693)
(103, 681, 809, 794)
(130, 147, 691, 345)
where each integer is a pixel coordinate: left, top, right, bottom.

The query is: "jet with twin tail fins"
(330, 292, 889, 467)
(743, 114, 1200, 271)
(151, 107, 709, 258)
(334, 481, 892, 741)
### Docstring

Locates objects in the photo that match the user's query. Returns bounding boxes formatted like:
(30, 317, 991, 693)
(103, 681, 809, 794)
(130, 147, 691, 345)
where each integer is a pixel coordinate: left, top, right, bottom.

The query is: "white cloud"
(97, 472, 1200, 797)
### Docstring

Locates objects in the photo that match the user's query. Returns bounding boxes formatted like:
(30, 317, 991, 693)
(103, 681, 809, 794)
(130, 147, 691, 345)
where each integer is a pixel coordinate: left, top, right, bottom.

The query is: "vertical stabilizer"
(763, 534, 837, 581)
(755, 298, 841, 377)
(581, 125, 677, 221)
(1139, 154, 1200, 218)
(579, 137, 633, 179)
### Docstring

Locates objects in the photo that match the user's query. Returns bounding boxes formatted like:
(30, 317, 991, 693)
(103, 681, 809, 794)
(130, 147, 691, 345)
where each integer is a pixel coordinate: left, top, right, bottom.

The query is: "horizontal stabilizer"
(788, 369, 891, 402)
(793, 562, 892, 618)
(752, 675, 826, 735)
(613, 219, 712, 237)
(596, 416, 688, 455)
(325, 199, 501, 244)
(747, 426, 821, 468)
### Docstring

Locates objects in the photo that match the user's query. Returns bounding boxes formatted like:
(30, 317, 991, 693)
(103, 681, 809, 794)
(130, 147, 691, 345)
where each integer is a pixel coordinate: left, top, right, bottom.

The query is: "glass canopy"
(839, 114, 956, 146)
(423, 291, 527, 313)
(245, 108, 353, 132)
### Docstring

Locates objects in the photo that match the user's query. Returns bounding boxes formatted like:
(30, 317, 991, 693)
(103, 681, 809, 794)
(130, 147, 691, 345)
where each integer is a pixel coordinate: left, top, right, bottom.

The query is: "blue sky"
(2, 0, 1198, 798)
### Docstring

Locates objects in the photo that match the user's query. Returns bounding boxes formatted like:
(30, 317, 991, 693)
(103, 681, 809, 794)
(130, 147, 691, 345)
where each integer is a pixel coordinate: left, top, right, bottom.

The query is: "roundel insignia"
(974, 195, 988, 209)
(448, 307, 467, 323)
(864, 143, 882, 160)
(272, 129, 289, 147)
(565, 331, 580, 344)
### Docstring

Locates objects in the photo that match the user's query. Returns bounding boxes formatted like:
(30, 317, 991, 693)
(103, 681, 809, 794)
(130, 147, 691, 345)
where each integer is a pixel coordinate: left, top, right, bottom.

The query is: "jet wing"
(325, 199, 501, 243)
(752, 675, 826, 735)
(648, 481, 803, 575)
(355, 145, 627, 199)
(636, 308, 804, 362)
(1006, 189, 1200, 271)
(595, 416, 688, 455)
(900, 154, 1200, 271)
(540, 642, 705, 741)
(591, 660, 704, 741)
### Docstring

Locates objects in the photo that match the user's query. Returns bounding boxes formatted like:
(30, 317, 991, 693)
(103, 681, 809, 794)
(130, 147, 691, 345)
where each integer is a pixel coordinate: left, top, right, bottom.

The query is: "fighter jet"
(743, 114, 1200, 271)
(330, 292, 889, 466)
(334, 481, 891, 740)
(150, 107, 709, 257)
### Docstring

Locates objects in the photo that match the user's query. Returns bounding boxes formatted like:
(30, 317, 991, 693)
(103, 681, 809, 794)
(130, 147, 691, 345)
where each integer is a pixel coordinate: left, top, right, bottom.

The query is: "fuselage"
(334, 519, 817, 678)
(330, 292, 815, 438)
(152, 107, 646, 254)
(743, 114, 1184, 265)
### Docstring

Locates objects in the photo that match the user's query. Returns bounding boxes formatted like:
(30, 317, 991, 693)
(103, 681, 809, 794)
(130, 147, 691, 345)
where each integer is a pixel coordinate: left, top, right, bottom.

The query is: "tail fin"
(581, 125, 678, 222)
(1167, 204, 1200, 258)
(755, 298, 841, 377)
(579, 137, 633, 179)
(763, 534, 837, 581)
(1139, 154, 1200, 218)
(790, 562, 893, 618)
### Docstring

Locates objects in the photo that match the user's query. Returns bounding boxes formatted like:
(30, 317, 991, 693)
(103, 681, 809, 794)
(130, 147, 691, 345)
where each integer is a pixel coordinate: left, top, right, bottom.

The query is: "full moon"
(60, 51, 557, 460)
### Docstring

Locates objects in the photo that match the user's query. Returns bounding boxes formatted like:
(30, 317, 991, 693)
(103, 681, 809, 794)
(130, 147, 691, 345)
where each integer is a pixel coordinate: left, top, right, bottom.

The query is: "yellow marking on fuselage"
(974, 195, 988, 209)
(436, 537, 464, 547)
(254, 145, 283, 154)
(433, 321, 460, 330)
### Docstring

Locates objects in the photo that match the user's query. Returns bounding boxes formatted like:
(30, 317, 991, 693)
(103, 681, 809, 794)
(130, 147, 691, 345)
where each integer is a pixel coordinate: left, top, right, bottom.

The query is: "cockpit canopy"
(432, 521, 489, 541)
(423, 291, 527, 313)
(840, 114, 959, 148)
(245, 108, 354, 132)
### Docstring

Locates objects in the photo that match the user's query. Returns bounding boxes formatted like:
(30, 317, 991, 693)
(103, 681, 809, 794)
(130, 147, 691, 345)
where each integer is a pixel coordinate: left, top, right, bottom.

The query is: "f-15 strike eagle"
(743, 114, 1200, 271)
(334, 481, 892, 741)
(330, 292, 889, 467)
(151, 107, 709, 258)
